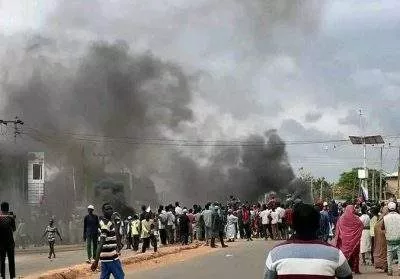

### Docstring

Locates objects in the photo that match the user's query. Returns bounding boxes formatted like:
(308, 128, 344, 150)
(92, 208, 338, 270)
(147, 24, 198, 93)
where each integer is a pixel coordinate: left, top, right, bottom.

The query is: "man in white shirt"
(270, 208, 279, 240)
(276, 203, 285, 240)
(382, 201, 400, 276)
(175, 202, 183, 216)
(259, 204, 271, 240)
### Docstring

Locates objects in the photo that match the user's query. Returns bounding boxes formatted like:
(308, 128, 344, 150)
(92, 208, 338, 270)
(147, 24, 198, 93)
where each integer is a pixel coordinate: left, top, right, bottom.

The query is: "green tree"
(311, 177, 333, 202)
(334, 168, 382, 201)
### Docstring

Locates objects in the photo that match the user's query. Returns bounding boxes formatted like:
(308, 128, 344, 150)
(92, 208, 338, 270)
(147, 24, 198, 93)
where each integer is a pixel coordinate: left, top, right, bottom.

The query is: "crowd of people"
(3, 196, 400, 278)
(333, 199, 400, 276)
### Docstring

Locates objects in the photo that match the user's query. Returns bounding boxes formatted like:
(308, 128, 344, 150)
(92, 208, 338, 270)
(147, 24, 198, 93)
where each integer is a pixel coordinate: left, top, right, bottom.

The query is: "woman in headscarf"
(373, 206, 389, 272)
(335, 205, 363, 274)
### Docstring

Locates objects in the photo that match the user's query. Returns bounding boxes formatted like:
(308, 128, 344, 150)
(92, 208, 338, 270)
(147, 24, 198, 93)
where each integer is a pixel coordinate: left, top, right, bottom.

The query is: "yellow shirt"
(131, 220, 140, 236)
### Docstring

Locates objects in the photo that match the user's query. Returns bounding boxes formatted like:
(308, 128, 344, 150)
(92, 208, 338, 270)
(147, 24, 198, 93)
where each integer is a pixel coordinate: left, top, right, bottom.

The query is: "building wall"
(27, 152, 45, 204)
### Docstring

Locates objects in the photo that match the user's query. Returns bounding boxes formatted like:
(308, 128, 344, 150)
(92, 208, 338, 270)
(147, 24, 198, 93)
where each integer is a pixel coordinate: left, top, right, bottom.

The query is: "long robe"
(335, 205, 363, 259)
(226, 214, 238, 240)
(374, 207, 389, 270)
(359, 214, 371, 253)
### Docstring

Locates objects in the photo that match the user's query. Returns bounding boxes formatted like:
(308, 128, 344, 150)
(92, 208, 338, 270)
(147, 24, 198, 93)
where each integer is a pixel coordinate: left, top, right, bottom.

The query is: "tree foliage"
(334, 168, 382, 201)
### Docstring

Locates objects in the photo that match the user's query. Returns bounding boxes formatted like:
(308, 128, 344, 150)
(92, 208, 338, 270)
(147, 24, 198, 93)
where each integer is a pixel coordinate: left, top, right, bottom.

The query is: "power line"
(22, 126, 350, 147)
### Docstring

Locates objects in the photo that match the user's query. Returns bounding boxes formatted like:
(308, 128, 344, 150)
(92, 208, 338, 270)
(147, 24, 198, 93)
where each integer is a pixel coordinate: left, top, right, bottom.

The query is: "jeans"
(100, 259, 124, 279)
(387, 243, 400, 273)
(0, 245, 15, 279)
(86, 234, 98, 260)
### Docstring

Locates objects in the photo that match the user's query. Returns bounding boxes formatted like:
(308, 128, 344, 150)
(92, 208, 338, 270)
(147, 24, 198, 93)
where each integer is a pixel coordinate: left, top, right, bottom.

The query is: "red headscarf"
(334, 205, 363, 259)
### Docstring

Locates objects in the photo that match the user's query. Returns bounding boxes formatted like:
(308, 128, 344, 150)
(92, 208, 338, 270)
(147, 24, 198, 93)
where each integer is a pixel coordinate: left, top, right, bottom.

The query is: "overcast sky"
(1, 0, 400, 181)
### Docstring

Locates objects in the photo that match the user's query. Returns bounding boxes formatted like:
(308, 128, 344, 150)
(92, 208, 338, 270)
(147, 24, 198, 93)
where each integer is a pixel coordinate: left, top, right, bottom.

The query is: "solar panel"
(349, 135, 384, 145)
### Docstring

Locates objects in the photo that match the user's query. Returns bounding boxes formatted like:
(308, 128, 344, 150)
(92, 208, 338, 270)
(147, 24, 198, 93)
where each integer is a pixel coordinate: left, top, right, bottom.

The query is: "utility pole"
(0, 117, 24, 143)
(380, 146, 383, 201)
(320, 180, 323, 201)
(372, 169, 375, 201)
(398, 147, 400, 199)
(310, 177, 314, 202)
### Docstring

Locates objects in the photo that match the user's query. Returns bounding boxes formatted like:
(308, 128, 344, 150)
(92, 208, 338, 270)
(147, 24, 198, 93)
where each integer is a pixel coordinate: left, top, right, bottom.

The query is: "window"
(33, 164, 42, 180)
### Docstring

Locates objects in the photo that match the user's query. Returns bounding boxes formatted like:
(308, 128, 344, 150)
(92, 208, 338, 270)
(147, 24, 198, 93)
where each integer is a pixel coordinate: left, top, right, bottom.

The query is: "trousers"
(0, 245, 15, 279)
(141, 235, 157, 253)
(86, 235, 98, 260)
(387, 243, 400, 273)
(159, 229, 167, 245)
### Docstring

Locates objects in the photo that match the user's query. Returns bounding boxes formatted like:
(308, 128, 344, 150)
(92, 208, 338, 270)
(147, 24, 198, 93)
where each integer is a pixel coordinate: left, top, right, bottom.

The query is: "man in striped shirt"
(91, 203, 125, 279)
(264, 203, 352, 279)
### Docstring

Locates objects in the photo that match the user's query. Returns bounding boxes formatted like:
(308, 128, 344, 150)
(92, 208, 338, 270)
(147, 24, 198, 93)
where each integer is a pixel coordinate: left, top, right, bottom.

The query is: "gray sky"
(1, 0, 400, 181)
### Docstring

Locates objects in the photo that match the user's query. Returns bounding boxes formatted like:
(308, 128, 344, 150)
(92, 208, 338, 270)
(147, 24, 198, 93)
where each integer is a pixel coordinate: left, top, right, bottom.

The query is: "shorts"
(100, 259, 124, 279)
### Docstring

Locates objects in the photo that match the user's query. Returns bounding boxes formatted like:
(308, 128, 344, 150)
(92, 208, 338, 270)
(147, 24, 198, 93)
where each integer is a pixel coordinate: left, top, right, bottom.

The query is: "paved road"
(125, 240, 388, 279)
(15, 248, 88, 277)
(6, 239, 392, 278)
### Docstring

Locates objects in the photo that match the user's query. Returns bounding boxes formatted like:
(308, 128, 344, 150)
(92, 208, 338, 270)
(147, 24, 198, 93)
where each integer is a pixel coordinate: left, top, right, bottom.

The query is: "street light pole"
(380, 146, 383, 201)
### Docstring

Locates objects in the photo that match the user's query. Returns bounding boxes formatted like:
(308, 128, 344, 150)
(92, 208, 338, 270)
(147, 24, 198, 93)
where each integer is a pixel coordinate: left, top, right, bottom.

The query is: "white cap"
(323, 202, 328, 207)
(388, 202, 397, 210)
(182, 209, 188, 214)
(88, 205, 94, 210)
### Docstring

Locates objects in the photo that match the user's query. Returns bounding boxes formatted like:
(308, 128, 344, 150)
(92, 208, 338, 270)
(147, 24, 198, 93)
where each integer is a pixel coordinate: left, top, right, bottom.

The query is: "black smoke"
(165, 130, 311, 205)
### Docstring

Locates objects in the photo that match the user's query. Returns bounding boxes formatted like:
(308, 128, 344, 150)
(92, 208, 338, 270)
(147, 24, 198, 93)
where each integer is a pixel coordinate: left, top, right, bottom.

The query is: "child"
(42, 219, 62, 259)
(131, 215, 141, 251)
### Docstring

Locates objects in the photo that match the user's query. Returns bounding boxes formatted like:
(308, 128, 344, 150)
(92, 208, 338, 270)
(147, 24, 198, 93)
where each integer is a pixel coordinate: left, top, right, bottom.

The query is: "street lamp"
(349, 135, 384, 201)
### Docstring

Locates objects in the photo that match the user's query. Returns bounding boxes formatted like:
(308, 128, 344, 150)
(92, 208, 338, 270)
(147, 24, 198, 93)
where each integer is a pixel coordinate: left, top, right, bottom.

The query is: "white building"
(27, 152, 45, 204)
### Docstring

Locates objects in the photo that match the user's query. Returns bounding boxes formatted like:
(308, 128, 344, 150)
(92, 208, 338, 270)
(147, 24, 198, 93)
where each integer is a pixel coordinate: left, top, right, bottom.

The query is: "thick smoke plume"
(0, 0, 323, 212)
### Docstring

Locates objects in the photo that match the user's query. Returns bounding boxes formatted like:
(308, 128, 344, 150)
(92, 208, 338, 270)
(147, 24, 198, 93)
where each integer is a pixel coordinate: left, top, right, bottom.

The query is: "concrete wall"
(27, 152, 45, 204)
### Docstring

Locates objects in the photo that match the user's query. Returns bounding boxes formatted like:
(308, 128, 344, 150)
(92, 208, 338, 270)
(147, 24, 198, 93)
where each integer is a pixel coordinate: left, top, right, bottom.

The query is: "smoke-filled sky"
(1, 0, 400, 189)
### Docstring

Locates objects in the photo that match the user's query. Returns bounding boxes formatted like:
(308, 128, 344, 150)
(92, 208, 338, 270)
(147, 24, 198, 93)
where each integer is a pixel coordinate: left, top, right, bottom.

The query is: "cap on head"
(323, 202, 328, 207)
(88, 205, 94, 210)
(182, 209, 188, 214)
(128, 216, 132, 220)
(388, 202, 396, 211)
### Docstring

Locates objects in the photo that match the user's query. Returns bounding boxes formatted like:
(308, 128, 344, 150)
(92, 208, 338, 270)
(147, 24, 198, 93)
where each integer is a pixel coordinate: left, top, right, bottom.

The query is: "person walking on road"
(210, 205, 228, 248)
(382, 201, 400, 276)
(42, 219, 62, 260)
(166, 205, 176, 244)
(359, 206, 371, 265)
(226, 209, 238, 242)
(157, 208, 168, 246)
(91, 203, 125, 279)
(141, 213, 157, 253)
(83, 205, 100, 263)
(125, 216, 133, 250)
(335, 205, 363, 274)
(264, 203, 353, 279)
(131, 215, 141, 252)
(179, 209, 190, 245)
(0, 202, 16, 279)
(202, 203, 213, 245)
(373, 206, 388, 273)
(259, 204, 270, 240)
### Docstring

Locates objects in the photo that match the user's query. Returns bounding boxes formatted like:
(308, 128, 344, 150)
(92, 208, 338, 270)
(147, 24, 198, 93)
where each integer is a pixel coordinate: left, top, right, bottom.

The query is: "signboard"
(358, 169, 368, 179)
